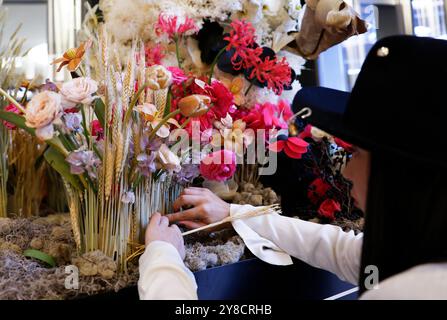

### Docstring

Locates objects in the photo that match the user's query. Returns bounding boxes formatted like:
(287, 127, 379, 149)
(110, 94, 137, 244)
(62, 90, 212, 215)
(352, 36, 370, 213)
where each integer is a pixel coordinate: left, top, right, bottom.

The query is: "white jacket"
(138, 204, 447, 300)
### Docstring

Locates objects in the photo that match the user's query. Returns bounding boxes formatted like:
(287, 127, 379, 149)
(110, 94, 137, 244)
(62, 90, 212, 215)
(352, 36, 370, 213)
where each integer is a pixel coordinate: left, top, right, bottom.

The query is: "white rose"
(60, 77, 98, 109)
(25, 91, 63, 140)
(157, 144, 181, 173)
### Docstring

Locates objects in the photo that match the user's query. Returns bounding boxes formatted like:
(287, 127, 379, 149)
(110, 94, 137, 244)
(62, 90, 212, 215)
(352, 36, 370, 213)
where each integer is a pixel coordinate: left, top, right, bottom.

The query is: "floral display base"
(81, 257, 357, 300)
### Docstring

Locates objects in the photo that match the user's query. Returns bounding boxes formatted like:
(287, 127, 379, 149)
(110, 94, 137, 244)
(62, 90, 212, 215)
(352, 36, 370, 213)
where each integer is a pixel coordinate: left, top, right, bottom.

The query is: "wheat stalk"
(63, 179, 82, 250)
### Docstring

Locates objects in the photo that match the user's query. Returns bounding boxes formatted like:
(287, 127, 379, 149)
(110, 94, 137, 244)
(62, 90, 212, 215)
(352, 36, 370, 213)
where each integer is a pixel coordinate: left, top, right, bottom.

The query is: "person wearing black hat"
(138, 35, 447, 299)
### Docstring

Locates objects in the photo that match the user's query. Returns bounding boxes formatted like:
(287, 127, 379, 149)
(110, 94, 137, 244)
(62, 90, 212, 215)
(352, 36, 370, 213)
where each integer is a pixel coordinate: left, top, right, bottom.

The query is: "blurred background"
(2, 0, 447, 89)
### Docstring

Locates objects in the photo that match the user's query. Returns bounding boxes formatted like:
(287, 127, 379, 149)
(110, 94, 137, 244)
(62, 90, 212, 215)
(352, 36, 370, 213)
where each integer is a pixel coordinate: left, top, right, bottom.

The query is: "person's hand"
(167, 187, 230, 230)
(145, 212, 185, 260)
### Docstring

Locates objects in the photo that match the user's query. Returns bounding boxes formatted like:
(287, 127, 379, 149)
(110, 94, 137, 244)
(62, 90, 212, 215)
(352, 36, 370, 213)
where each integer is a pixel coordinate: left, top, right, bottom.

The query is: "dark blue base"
(195, 257, 357, 300)
(81, 257, 357, 300)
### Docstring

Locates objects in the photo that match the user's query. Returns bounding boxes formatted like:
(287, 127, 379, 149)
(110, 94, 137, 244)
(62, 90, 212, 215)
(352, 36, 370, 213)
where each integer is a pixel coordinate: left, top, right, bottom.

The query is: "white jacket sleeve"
(231, 204, 363, 285)
(138, 241, 198, 300)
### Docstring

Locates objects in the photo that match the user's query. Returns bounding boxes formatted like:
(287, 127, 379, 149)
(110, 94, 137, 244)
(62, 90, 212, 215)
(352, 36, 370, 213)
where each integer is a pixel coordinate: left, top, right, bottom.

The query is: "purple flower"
(66, 150, 101, 179)
(174, 164, 200, 184)
(40, 79, 59, 92)
(121, 191, 135, 204)
(136, 152, 157, 177)
(63, 113, 83, 133)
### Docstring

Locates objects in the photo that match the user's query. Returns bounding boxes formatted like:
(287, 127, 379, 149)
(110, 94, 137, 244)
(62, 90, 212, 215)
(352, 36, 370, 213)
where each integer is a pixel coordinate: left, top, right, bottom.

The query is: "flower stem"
(208, 46, 227, 85)
(245, 81, 255, 96)
(180, 117, 191, 129)
(0, 87, 26, 113)
(175, 37, 182, 69)
(148, 109, 181, 140)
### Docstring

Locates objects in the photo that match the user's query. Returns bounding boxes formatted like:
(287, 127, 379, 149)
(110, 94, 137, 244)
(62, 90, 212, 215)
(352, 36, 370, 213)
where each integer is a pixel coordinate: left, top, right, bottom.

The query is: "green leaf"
(0, 110, 35, 136)
(93, 98, 105, 128)
(44, 146, 83, 191)
(34, 145, 49, 171)
(163, 88, 172, 118)
(24, 249, 56, 268)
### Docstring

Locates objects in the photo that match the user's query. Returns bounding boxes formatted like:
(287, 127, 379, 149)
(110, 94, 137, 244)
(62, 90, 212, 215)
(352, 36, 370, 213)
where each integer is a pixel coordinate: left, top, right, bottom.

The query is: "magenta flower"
(167, 66, 187, 85)
(200, 150, 237, 182)
(2, 104, 21, 130)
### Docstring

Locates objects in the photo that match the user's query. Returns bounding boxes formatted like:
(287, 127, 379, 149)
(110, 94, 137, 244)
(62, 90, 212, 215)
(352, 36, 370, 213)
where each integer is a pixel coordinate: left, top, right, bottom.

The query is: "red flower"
(2, 104, 21, 129)
(182, 113, 214, 138)
(269, 137, 309, 159)
(308, 178, 331, 204)
(91, 120, 104, 141)
(248, 56, 292, 95)
(224, 20, 262, 70)
(145, 43, 165, 66)
(190, 79, 234, 119)
(318, 199, 341, 221)
(64, 107, 79, 113)
(334, 137, 354, 152)
(167, 66, 187, 86)
(298, 124, 313, 140)
(155, 13, 198, 40)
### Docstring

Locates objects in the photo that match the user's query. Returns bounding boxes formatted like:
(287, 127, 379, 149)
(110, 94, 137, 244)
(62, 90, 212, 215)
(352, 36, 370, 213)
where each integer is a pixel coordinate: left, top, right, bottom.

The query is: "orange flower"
(51, 40, 91, 72)
(221, 77, 245, 106)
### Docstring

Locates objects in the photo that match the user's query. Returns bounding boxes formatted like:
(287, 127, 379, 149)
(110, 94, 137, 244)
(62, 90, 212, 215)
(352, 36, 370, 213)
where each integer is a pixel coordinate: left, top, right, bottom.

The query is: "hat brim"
(293, 87, 364, 147)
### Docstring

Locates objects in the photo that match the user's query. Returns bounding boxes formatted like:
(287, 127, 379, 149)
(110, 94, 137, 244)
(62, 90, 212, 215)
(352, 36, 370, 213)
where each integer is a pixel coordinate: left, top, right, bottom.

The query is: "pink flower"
(145, 43, 165, 66)
(278, 100, 293, 122)
(2, 104, 21, 130)
(200, 150, 237, 182)
(318, 199, 341, 221)
(155, 13, 198, 40)
(243, 100, 291, 131)
(167, 66, 187, 86)
(91, 120, 104, 141)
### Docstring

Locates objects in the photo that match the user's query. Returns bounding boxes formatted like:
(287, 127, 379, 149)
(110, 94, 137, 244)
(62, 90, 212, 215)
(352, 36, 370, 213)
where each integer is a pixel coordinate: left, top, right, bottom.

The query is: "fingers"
(172, 195, 203, 211)
(167, 207, 202, 223)
(159, 216, 169, 227)
(182, 187, 210, 195)
(178, 220, 206, 230)
(149, 212, 161, 228)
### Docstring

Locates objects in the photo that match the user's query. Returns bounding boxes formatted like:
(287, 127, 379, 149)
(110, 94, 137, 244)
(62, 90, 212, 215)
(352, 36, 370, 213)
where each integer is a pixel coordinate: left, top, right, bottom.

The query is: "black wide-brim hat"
(293, 35, 447, 167)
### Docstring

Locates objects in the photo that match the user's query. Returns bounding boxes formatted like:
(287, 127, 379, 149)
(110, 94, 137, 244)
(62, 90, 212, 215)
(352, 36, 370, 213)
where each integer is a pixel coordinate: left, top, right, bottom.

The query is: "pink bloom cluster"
(200, 150, 237, 182)
(155, 13, 198, 40)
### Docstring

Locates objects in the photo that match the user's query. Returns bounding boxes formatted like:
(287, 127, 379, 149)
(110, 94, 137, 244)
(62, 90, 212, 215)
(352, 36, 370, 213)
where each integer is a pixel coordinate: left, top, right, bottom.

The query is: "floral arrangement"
(97, 0, 305, 55)
(0, 1, 34, 218)
(0, 8, 307, 270)
(0, 0, 366, 272)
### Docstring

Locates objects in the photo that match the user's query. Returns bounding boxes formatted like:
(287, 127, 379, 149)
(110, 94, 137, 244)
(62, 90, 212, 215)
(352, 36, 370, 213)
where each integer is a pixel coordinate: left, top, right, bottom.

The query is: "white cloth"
(231, 204, 363, 284)
(138, 204, 447, 300)
(138, 241, 198, 300)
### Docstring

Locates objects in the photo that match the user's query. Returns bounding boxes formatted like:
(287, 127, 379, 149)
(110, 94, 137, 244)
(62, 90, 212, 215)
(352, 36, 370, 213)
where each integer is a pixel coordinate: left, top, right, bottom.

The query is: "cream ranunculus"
(60, 77, 98, 109)
(157, 144, 181, 172)
(262, 0, 285, 16)
(25, 91, 63, 140)
(146, 65, 172, 90)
